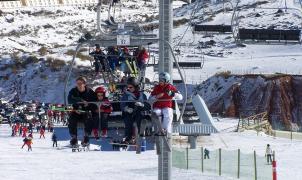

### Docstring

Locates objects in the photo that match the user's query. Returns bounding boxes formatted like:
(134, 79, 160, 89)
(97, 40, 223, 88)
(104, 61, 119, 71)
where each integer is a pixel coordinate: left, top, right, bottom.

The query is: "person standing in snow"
(22, 125, 28, 138)
(19, 125, 22, 136)
(67, 76, 97, 146)
(204, 148, 210, 159)
(21, 137, 28, 149)
(40, 127, 45, 139)
(21, 137, 32, 151)
(26, 137, 33, 151)
(28, 122, 33, 134)
(11, 124, 16, 136)
(265, 144, 273, 164)
(47, 108, 53, 122)
(149, 72, 183, 134)
(52, 132, 58, 147)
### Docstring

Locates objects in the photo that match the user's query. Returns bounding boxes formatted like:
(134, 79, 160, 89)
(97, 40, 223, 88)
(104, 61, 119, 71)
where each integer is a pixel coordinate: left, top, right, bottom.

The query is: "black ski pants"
(123, 111, 149, 141)
(68, 112, 93, 137)
(53, 141, 58, 147)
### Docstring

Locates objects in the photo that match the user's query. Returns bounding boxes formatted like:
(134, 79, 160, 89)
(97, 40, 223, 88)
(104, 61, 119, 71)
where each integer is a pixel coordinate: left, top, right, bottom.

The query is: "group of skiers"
(47, 109, 67, 125)
(9, 121, 53, 151)
(11, 123, 30, 137)
(12, 122, 51, 138)
(67, 72, 183, 146)
(90, 45, 149, 77)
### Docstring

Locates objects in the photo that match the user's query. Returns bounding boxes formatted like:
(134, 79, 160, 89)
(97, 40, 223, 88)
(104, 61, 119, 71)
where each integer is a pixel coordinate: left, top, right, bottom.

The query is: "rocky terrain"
(196, 73, 302, 131)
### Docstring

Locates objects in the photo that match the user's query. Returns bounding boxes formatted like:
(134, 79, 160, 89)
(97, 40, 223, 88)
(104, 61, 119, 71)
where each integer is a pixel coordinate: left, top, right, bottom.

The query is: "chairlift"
(232, 2, 302, 43)
(99, 0, 148, 35)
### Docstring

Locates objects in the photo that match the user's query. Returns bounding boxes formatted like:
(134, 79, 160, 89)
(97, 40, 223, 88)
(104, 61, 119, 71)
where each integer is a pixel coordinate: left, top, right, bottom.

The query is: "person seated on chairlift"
(137, 46, 149, 72)
(120, 77, 149, 144)
(89, 44, 106, 75)
(149, 72, 183, 134)
(67, 76, 97, 146)
(119, 47, 132, 77)
(93, 86, 113, 139)
(107, 46, 119, 71)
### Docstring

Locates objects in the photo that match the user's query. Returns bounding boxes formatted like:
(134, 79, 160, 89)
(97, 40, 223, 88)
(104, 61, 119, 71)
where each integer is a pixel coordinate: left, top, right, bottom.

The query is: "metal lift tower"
(158, 1, 173, 180)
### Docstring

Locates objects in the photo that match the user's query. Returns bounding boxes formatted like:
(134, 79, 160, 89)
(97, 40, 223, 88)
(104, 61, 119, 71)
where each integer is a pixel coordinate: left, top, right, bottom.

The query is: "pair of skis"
(125, 59, 139, 77)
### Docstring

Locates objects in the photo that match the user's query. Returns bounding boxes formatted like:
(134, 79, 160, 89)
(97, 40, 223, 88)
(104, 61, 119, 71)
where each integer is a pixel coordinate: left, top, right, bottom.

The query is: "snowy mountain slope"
(0, 0, 302, 102)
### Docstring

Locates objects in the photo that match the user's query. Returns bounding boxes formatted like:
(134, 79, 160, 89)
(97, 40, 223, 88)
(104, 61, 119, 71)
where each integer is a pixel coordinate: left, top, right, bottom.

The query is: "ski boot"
(92, 129, 99, 140)
(81, 136, 90, 151)
(70, 136, 79, 152)
(101, 129, 108, 138)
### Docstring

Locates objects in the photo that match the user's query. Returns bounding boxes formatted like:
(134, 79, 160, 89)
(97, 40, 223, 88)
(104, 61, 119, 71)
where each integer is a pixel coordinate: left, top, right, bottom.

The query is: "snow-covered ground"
(0, 124, 228, 180)
(200, 118, 302, 180)
(1, 119, 301, 180)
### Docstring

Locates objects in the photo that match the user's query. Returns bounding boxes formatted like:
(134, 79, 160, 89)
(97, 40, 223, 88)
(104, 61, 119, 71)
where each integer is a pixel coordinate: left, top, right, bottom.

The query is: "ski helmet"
(95, 86, 107, 97)
(159, 72, 170, 83)
(127, 77, 139, 88)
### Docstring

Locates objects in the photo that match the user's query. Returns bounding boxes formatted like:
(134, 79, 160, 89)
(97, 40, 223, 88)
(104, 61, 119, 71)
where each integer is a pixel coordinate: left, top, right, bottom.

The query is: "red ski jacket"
(47, 110, 53, 117)
(151, 84, 177, 109)
(99, 98, 113, 114)
(137, 51, 149, 63)
(22, 127, 28, 134)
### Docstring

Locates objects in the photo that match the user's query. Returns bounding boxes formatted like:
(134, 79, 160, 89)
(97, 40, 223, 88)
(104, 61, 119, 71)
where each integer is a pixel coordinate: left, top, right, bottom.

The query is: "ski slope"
(0, 124, 227, 180)
(1, 120, 302, 180)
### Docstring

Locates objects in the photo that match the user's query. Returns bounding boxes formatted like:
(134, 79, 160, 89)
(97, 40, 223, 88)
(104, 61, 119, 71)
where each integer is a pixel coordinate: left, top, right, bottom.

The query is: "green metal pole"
(219, 148, 222, 176)
(186, 147, 189, 170)
(254, 150, 257, 180)
(237, 149, 240, 179)
(201, 147, 204, 173)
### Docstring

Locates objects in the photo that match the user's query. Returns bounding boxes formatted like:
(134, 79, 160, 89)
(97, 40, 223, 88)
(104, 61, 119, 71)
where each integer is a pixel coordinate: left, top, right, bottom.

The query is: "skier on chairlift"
(150, 72, 183, 134)
(93, 86, 113, 139)
(67, 76, 97, 146)
(137, 46, 149, 72)
(120, 77, 150, 144)
(119, 47, 131, 77)
(90, 44, 106, 75)
(107, 46, 119, 71)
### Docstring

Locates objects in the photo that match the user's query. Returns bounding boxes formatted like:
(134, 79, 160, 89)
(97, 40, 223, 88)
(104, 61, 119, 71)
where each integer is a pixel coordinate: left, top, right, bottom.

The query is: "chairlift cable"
(174, 0, 201, 50)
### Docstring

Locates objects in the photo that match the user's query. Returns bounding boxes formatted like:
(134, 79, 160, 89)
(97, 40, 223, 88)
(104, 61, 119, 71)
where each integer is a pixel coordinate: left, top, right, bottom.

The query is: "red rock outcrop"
(196, 74, 302, 131)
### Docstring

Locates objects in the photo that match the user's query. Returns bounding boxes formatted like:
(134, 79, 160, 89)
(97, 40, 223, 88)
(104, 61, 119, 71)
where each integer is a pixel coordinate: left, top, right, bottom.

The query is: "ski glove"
(124, 106, 134, 113)
(167, 90, 175, 97)
(135, 102, 144, 107)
